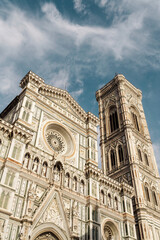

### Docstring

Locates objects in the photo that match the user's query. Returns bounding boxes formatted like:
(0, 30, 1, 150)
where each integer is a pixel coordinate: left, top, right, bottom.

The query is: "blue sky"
(0, 0, 160, 171)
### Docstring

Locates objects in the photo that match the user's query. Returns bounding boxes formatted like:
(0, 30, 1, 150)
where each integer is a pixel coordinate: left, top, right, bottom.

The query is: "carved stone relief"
(38, 194, 64, 230)
(72, 201, 79, 234)
(63, 198, 71, 224)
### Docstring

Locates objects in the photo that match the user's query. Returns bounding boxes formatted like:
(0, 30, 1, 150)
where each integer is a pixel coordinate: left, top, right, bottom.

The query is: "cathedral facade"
(0, 71, 159, 240)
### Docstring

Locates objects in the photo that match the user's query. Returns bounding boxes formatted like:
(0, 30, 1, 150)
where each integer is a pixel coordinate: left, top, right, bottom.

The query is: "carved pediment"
(37, 193, 64, 229)
(46, 96, 83, 120)
(39, 86, 87, 122)
(31, 189, 70, 237)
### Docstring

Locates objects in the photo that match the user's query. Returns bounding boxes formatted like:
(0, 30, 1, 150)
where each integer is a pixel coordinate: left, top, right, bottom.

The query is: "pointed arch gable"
(30, 189, 70, 240)
(105, 99, 117, 110)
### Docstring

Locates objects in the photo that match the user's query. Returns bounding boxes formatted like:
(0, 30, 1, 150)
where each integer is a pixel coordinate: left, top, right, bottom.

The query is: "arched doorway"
(30, 223, 69, 240)
(35, 232, 59, 240)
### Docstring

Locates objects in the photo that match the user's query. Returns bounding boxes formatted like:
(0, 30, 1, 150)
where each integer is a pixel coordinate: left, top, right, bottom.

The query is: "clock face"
(45, 130, 66, 153)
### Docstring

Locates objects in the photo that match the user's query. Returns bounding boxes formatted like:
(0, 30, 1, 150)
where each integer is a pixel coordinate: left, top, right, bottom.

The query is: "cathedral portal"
(34, 232, 59, 240)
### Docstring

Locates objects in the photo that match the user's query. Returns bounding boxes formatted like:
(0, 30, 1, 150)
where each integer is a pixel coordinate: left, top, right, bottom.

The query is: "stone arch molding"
(30, 222, 68, 240)
(101, 219, 121, 240)
(42, 120, 76, 158)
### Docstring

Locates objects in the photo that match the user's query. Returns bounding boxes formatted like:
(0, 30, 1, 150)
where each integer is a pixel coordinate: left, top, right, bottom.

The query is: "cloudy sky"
(0, 0, 160, 171)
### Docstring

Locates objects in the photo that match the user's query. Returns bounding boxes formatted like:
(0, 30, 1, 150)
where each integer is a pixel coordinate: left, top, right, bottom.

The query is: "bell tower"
(96, 74, 160, 239)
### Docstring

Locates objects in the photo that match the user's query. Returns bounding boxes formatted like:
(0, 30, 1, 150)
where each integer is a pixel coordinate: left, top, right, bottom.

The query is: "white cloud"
(40, 1, 158, 62)
(49, 69, 70, 89)
(96, 0, 108, 8)
(0, 0, 159, 100)
(153, 143, 160, 173)
(0, 65, 20, 94)
(73, 0, 86, 13)
(70, 88, 84, 100)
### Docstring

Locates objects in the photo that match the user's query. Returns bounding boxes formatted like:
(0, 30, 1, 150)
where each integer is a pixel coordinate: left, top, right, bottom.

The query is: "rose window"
(45, 130, 66, 153)
(43, 122, 75, 157)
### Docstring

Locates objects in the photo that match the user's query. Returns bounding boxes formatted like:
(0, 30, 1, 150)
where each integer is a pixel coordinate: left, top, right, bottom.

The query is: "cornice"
(39, 85, 99, 125)
(99, 175, 121, 192)
(13, 122, 33, 143)
(120, 182, 134, 197)
(0, 119, 13, 138)
(0, 118, 33, 143)
(85, 161, 134, 196)
(20, 70, 44, 89)
(85, 161, 101, 177)
(96, 74, 142, 101)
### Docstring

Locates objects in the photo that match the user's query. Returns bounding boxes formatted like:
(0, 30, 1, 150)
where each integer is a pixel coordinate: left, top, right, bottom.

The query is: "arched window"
(65, 173, 70, 188)
(110, 150, 116, 169)
(118, 145, 124, 163)
(73, 176, 77, 191)
(109, 106, 119, 133)
(25, 100, 32, 110)
(144, 153, 149, 166)
(26, 112, 29, 122)
(131, 112, 139, 131)
(125, 223, 128, 236)
(23, 152, 30, 168)
(126, 200, 131, 213)
(152, 190, 158, 206)
(8, 173, 14, 187)
(32, 157, 39, 173)
(22, 110, 29, 122)
(144, 186, 150, 202)
(0, 192, 9, 209)
(95, 227, 98, 240)
(54, 162, 62, 181)
(80, 180, 85, 194)
(5, 171, 10, 185)
(42, 162, 48, 177)
(92, 226, 98, 240)
(140, 223, 144, 239)
(129, 224, 135, 237)
(22, 110, 26, 121)
(108, 193, 111, 207)
(92, 208, 98, 221)
(101, 190, 105, 204)
(115, 197, 118, 210)
(12, 143, 21, 160)
(138, 149, 142, 162)
(123, 200, 126, 212)
(0, 191, 5, 208)
(3, 193, 9, 209)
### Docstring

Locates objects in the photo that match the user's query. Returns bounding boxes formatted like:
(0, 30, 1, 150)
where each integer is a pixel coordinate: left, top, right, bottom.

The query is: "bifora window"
(144, 153, 149, 166)
(66, 173, 70, 188)
(118, 145, 124, 163)
(144, 186, 150, 202)
(138, 149, 143, 162)
(131, 112, 139, 131)
(109, 106, 119, 133)
(111, 150, 116, 168)
(152, 190, 158, 206)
